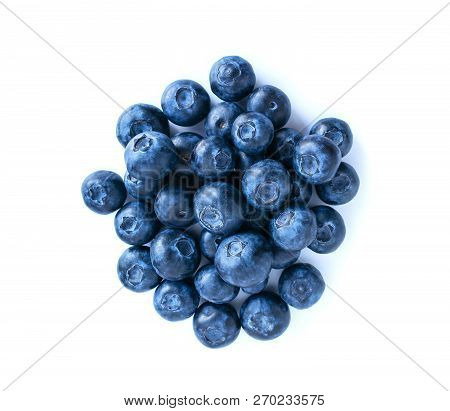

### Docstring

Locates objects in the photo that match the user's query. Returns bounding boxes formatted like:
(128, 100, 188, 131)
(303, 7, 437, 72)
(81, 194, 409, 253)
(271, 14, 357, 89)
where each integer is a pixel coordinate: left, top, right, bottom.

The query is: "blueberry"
(242, 277, 268, 295)
(114, 201, 159, 245)
(310, 117, 353, 157)
(240, 291, 290, 340)
(153, 280, 199, 321)
(161, 80, 210, 126)
(235, 151, 265, 171)
(154, 185, 194, 228)
(246, 85, 291, 129)
(315, 162, 359, 205)
(124, 131, 178, 181)
(268, 128, 303, 169)
(81, 170, 127, 214)
(231, 112, 274, 155)
(199, 230, 223, 260)
(209, 56, 256, 102)
(215, 231, 272, 288)
(194, 182, 243, 236)
(272, 246, 300, 269)
(171, 132, 202, 163)
(293, 134, 341, 184)
(150, 228, 200, 280)
(124, 171, 161, 201)
(269, 204, 317, 251)
(242, 159, 291, 211)
(308, 205, 346, 254)
(117, 246, 160, 292)
(290, 173, 313, 205)
(193, 302, 240, 348)
(205, 102, 243, 140)
(194, 264, 239, 304)
(278, 263, 325, 309)
(190, 136, 236, 179)
(116, 104, 169, 148)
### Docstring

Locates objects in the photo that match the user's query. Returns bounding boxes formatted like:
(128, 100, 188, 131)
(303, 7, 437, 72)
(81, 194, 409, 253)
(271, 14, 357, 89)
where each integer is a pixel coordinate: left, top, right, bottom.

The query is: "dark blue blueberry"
(243, 206, 271, 234)
(310, 117, 353, 157)
(315, 162, 359, 205)
(268, 128, 303, 169)
(246, 85, 291, 130)
(290, 173, 313, 205)
(240, 291, 290, 340)
(194, 182, 243, 236)
(215, 231, 272, 288)
(171, 132, 202, 163)
(278, 263, 325, 309)
(231, 112, 274, 155)
(153, 280, 199, 321)
(190, 136, 236, 179)
(116, 104, 169, 148)
(150, 228, 200, 280)
(293, 135, 341, 184)
(235, 151, 265, 171)
(114, 201, 159, 245)
(161, 80, 210, 126)
(199, 230, 223, 260)
(308, 205, 346, 254)
(272, 246, 300, 269)
(242, 159, 291, 211)
(193, 302, 240, 348)
(205, 102, 243, 140)
(81, 170, 127, 214)
(154, 185, 194, 228)
(194, 264, 239, 304)
(242, 277, 268, 295)
(269, 204, 317, 251)
(124, 171, 161, 201)
(209, 56, 256, 102)
(117, 246, 160, 292)
(124, 131, 178, 180)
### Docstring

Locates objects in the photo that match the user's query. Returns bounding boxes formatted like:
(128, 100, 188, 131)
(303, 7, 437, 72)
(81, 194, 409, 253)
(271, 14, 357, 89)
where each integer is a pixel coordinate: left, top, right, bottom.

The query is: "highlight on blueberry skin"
(240, 291, 291, 341)
(114, 201, 159, 245)
(308, 205, 346, 254)
(310, 117, 353, 157)
(171, 132, 202, 163)
(315, 162, 360, 205)
(199, 229, 223, 260)
(153, 280, 200, 321)
(154, 184, 195, 228)
(268, 128, 303, 169)
(161, 79, 210, 126)
(194, 264, 239, 304)
(193, 302, 240, 349)
(231, 112, 274, 155)
(209, 56, 256, 102)
(205, 102, 243, 140)
(242, 277, 268, 295)
(117, 246, 160, 292)
(81, 170, 127, 215)
(278, 263, 325, 309)
(247, 85, 291, 130)
(116, 103, 169, 148)
(150, 228, 200, 281)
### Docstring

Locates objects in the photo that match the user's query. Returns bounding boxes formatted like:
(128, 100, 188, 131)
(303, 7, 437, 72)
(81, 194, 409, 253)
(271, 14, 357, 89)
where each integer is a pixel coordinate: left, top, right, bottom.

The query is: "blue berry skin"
(240, 291, 290, 340)
(125, 131, 178, 181)
(215, 231, 273, 288)
(114, 201, 159, 245)
(205, 102, 243, 140)
(308, 206, 346, 254)
(82, 170, 127, 215)
(199, 230, 223, 260)
(190, 136, 236, 179)
(231, 112, 274, 155)
(117, 246, 160, 292)
(290, 173, 313, 205)
(269, 204, 317, 251)
(242, 159, 291, 211)
(193, 302, 240, 348)
(278, 263, 325, 309)
(116, 104, 170, 148)
(236, 151, 265, 171)
(154, 185, 194, 228)
(153, 280, 199, 321)
(268, 128, 303, 169)
(246, 85, 291, 130)
(194, 264, 239, 304)
(194, 182, 243, 236)
(209, 56, 256, 102)
(124, 171, 161, 201)
(242, 277, 268, 295)
(293, 135, 342, 185)
(150, 228, 200, 280)
(171, 132, 202, 163)
(315, 162, 359, 205)
(310, 117, 353, 157)
(272, 246, 300, 269)
(161, 80, 210, 127)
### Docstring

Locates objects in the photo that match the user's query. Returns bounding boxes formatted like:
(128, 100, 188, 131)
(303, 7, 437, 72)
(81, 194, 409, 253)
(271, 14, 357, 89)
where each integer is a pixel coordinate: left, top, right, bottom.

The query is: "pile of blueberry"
(81, 56, 359, 348)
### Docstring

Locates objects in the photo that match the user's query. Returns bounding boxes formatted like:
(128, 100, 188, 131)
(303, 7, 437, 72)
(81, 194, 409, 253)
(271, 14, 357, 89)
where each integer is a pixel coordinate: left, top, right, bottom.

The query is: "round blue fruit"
(199, 229, 223, 260)
(268, 128, 303, 169)
(194, 264, 239, 304)
(124, 171, 161, 201)
(290, 173, 313, 205)
(272, 246, 300, 269)
(310, 117, 353, 157)
(242, 277, 268, 295)
(204, 102, 243, 140)
(231, 112, 274, 155)
(308, 206, 346, 254)
(171, 132, 202, 163)
(154, 185, 195, 228)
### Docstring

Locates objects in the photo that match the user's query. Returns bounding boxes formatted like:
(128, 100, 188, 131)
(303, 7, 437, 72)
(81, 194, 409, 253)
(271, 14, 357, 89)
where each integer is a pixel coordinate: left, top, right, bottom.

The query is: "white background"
(0, 0, 449, 409)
